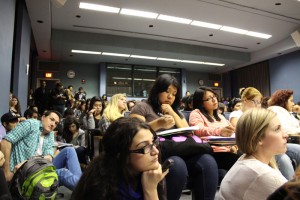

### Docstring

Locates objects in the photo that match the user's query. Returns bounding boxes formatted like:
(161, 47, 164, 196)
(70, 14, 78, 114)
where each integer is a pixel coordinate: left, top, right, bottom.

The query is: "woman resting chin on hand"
(72, 117, 168, 200)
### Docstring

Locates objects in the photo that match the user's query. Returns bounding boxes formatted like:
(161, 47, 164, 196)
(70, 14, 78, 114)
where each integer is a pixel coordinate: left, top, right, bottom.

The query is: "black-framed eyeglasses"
(203, 95, 218, 102)
(129, 138, 159, 154)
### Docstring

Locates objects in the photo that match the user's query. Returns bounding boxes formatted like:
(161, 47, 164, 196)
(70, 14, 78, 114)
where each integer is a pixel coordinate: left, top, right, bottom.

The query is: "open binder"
(156, 126, 199, 137)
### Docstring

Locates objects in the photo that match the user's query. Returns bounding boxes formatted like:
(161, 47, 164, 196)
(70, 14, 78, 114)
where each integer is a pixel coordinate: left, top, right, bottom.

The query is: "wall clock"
(198, 79, 204, 86)
(67, 70, 75, 79)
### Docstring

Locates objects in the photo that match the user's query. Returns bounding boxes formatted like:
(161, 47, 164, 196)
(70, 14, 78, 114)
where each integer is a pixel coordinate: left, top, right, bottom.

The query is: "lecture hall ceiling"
(25, 0, 300, 73)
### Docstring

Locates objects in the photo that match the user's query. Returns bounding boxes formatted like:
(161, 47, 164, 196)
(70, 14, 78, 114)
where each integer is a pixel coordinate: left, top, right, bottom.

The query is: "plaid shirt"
(100, 117, 111, 133)
(3, 119, 54, 172)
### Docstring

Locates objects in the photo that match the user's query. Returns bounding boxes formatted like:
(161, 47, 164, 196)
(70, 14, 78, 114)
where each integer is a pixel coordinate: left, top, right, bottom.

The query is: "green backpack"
(11, 157, 59, 200)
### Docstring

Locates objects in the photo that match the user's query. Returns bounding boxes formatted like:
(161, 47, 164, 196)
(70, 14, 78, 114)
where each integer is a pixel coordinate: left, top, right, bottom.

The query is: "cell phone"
(162, 159, 174, 172)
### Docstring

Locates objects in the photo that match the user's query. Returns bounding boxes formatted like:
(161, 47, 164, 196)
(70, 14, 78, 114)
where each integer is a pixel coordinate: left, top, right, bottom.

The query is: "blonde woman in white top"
(100, 93, 128, 132)
(219, 108, 288, 200)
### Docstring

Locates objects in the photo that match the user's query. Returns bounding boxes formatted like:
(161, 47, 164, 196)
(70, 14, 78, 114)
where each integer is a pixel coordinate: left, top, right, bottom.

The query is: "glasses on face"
(129, 138, 159, 154)
(251, 99, 262, 106)
(203, 95, 218, 102)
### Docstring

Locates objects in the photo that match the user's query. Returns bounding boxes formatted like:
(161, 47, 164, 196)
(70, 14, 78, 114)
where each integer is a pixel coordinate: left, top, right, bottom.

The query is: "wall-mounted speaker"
(291, 30, 300, 47)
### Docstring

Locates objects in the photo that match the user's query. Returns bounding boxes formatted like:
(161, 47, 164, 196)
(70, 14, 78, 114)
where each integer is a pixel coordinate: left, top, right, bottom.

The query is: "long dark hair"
(62, 117, 79, 143)
(193, 86, 221, 122)
(148, 74, 182, 116)
(86, 96, 104, 118)
(72, 117, 165, 200)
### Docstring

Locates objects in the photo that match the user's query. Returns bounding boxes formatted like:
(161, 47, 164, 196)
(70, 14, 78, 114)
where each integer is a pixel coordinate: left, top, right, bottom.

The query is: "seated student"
(1, 112, 20, 133)
(268, 166, 300, 199)
(23, 108, 39, 119)
(219, 108, 288, 200)
(229, 87, 296, 180)
(82, 96, 104, 130)
(0, 110, 82, 190)
(227, 98, 242, 113)
(72, 117, 168, 200)
(100, 93, 128, 133)
(130, 74, 218, 200)
(189, 87, 239, 179)
(62, 117, 87, 164)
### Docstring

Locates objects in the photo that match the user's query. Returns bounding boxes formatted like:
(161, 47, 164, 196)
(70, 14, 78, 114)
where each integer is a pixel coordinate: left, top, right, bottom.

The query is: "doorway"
(36, 78, 60, 90)
(212, 87, 223, 101)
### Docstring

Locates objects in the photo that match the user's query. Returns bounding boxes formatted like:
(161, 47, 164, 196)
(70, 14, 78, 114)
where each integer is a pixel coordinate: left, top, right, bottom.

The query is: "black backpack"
(10, 157, 59, 200)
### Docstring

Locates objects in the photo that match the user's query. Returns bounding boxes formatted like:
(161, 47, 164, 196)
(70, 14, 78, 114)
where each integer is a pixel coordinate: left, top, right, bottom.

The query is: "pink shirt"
(189, 109, 229, 137)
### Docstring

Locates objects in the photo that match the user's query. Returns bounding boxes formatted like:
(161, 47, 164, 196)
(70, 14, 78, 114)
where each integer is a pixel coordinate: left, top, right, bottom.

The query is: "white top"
(268, 106, 300, 135)
(36, 135, 45, 156)
(219, 155, 287, 200)
(229, 110, 243, 121)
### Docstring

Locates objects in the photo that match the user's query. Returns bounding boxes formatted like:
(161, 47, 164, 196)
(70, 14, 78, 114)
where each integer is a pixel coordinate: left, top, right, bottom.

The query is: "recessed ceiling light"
(37, 20, 44, 23)
(157, 14, 192, 24)
(79, 2, 120, 13)
(102, 52, 130, 57)
(120, 8, 158, 18)
(220, 26, 248, 34)
(275, 3, 281, 5)
(71, 50, 101, 54)
(191, 20, 222, 29)
(76, 15, 81, 18)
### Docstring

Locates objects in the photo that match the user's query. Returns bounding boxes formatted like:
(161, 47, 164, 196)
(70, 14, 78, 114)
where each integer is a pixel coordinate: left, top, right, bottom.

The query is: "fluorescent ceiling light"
(157, 57, 182, 62)
(246, 31, 272, 39)
(79, 2, 120, 13)
(191, 21, 222, 29)
(203, 62, 225, 66)
(112, 77, 132, 80)
(143, 79, 156, 81)
(181, 60, 205, 64)
(131, 55, 157, 60)
(102, 52, 130, 57)
(220, 26, 248, 34)
(71, 50, 101, 54)
(107, 67, 131, 70)
(157, 14, 192, 24)
(120, 8, 158, 18)
(159, 70, 180, 73)
(135, 69, 156, 72)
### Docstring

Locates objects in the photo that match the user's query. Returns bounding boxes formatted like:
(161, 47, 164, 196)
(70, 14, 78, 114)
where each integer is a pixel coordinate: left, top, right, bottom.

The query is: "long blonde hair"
(102, 93, 128, 122)
(236, 108, 277, 168)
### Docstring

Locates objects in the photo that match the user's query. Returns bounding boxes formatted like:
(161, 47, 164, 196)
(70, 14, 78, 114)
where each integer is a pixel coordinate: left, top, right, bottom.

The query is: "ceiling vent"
(208, 73, 221, 81)
(38, 61, 60, 72)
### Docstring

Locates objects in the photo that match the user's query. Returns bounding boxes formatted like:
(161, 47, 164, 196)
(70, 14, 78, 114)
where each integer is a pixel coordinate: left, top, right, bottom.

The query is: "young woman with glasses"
(189, 86, 235, 138)
(130, 74, 218, 200)
(189, 86, 239, 180)
(229, 87, 263, 128)
(72, 117, 167, 200)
